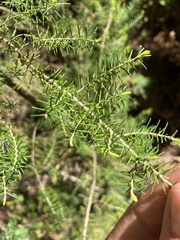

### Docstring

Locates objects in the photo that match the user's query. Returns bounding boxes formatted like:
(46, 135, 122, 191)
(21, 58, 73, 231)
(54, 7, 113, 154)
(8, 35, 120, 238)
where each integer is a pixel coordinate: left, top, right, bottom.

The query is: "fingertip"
(169, 182, 180, 238)
(160, 182, 180, 240)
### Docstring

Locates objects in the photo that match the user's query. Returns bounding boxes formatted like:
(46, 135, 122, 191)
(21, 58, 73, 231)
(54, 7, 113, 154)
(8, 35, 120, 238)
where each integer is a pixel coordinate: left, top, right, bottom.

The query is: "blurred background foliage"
(0, 0, 180, 239)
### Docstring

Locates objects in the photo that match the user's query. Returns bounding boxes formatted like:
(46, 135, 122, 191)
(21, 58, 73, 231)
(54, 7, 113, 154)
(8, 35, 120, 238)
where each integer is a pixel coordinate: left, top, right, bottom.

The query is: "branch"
(0, 6, 17, 15)
(31, 122, 56, 216)
(0, 35, 139, 157)
(3, 74, 43, 109)
(82, 148, 97, 240)
(27, 36, 101, 44)
(99, 8, 113, 69)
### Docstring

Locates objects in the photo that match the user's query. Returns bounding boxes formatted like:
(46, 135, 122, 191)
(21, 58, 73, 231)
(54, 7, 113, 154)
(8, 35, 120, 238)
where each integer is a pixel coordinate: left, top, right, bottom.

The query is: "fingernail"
(170, 190, 180, 237)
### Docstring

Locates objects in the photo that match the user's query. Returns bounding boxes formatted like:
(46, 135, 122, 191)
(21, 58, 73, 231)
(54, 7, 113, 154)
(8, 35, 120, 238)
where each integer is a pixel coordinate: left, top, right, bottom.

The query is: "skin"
(106, 168, 180, 240)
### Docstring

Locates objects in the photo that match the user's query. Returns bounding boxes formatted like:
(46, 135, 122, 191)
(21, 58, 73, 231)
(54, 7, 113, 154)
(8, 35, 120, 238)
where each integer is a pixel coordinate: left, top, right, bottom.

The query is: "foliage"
(0, 0, 179, 239)
(2, 218, 29, 240)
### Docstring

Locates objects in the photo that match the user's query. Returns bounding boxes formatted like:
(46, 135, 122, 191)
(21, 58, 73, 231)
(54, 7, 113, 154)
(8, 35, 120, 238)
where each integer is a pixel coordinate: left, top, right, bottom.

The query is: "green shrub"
(0, 0, 178, 239)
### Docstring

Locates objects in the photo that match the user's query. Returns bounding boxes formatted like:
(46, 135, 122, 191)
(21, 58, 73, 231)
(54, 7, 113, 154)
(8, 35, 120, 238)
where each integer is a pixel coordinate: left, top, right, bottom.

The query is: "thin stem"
(2, 171, 7, 206)
(151, 167, 173, 188)
(123, 131, 176, 142)
(26, 35, 101, 43)
(3, 74, 43, 109)
(9, 129, 18, 172)
(31, 122, 56, 216)
(0, 6, 17, 14)
(99, 8, 113, 69)
(82, 148, 97, 240)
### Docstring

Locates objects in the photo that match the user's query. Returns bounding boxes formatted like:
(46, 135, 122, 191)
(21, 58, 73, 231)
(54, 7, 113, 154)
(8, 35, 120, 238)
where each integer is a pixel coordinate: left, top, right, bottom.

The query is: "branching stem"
(0, 35, 139, 157)
(1, 35, 172, 192)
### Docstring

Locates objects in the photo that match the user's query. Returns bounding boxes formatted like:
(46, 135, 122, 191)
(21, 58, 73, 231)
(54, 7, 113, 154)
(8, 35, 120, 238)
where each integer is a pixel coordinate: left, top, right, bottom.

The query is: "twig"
(27, 36, 101, 43)
(0, 35, 139, 157)
(98, 200, 125, 211)
(31, 122, 56, 216)
(82, 148, 97, 240)
(3, 74, 43, 109)
(151, 167, 173, 188)
(0, 6, 17, 15)
(99, 8, 113, 69)
(2, 171, 7, 206)
(123, 131, 177, 142)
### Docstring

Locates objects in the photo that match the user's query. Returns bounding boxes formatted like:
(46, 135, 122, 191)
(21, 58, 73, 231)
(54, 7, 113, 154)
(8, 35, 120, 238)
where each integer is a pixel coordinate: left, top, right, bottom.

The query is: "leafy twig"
(0, 35, 139, 157)
(1, 35, 170, 192)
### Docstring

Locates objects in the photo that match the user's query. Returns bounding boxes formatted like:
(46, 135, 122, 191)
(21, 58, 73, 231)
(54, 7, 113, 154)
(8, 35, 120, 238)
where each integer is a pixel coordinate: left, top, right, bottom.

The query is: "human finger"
(160, 182, 180, 240)
(106, 167, 180, 240)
